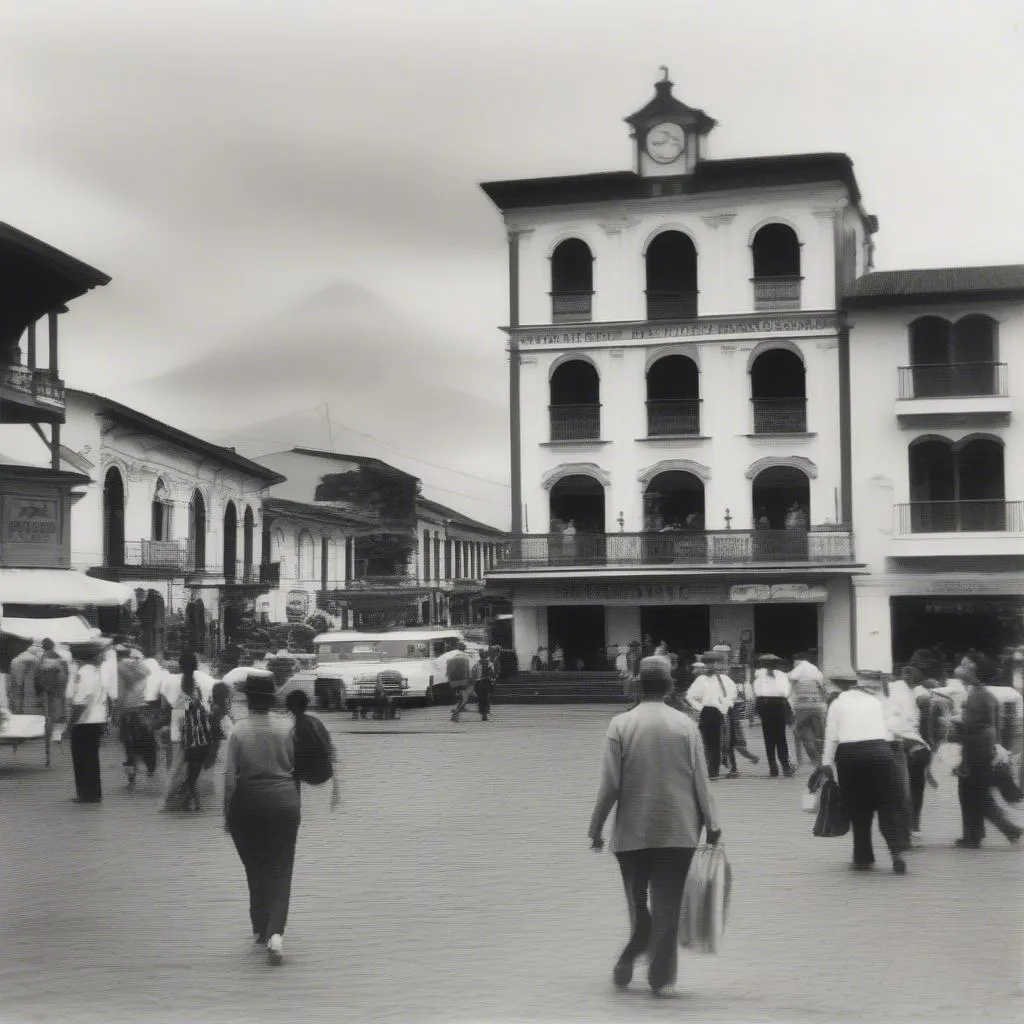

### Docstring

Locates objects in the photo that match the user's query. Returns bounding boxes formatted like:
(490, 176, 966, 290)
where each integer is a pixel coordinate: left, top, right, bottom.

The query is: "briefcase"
(813, 777, 850, 837)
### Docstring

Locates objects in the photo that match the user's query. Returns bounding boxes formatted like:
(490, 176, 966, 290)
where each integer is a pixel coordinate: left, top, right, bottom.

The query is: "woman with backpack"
(285, 689, 340, 809)
(223, 671, 302, 966)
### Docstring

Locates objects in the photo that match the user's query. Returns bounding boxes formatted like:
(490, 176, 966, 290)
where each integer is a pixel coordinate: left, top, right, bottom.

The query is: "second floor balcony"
(645, 289, 698, 320)
(549, 403, 601, 442)
(494, 528, 855, 572)
(551, 291, 593, 323)
(896, 362, 1011, 421)
(0, 364, 66, 424)
(646, 399, 701, 437)
(896, 499, 1024, 535)
(751, 397, 807, 434)
(752, 275, 802, 312)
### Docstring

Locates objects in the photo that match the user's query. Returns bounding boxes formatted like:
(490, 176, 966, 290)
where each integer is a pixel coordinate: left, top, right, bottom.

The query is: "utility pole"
(324, 402, 335, 452)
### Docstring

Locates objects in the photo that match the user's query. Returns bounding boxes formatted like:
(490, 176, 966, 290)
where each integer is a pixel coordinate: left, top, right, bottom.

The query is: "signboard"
(1, 493, 62, 567)
(730, 584, 828, 603)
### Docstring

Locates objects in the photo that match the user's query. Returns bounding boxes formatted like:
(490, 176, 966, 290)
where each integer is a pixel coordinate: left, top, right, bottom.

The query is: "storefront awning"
(0, 568, 133, 608)
(1, 614, 96, 642)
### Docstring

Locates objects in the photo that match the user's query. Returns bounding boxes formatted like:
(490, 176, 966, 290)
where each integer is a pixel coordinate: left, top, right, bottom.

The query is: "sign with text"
(1, 493, 63, 567)
(730, 584, 828, 603)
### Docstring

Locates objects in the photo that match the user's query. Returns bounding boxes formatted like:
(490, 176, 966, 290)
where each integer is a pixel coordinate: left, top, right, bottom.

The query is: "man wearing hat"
(821, 669, 909, 873)
(588, 657, 722, 997)
(753, 654, 795, 778)
(685, 651, 737, 780)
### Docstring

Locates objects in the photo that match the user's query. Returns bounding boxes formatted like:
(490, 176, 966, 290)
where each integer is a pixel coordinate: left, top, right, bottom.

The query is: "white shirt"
(822, 688, 890, 767)
(885, 678, 925, 745)
(686, 672, 737, 713)
(753, 669, 792, 700)
(142, 659, 165, 702)
(68, 663, 112, 725)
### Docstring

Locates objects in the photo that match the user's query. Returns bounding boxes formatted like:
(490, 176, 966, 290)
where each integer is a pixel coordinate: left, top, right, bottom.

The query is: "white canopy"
(0, 614, 96, 643)
(0, 568, 133, 608)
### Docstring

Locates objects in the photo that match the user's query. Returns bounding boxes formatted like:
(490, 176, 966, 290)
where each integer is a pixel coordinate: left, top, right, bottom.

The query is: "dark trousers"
(183, 746, 209, 804)
(228, 798, 301, 940)
(451, 685, 474, 719)
(757, 697, 792, 774)
(793, 708, 826, 766)
(698, 706, 724, 778)
(907, 746, 932, 833)
(615, 847, 695, 992)
(835, 740, 906, 865)
(477, 688, 492, 720)
(70, 724, 104, 802)
(958, 770, 1022, 846)
(120, 708, 157, 774)
(890, 742, 913, 849)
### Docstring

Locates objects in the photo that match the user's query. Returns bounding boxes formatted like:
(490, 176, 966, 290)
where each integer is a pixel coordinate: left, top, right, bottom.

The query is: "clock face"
(645, 122, 686, 164)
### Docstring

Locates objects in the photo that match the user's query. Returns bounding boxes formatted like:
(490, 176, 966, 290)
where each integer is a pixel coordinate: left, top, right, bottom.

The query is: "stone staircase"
(494, 671, 632, 704)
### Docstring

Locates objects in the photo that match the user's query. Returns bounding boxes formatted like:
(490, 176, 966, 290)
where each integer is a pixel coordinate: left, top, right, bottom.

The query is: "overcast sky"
(5, 0, 1024, 529)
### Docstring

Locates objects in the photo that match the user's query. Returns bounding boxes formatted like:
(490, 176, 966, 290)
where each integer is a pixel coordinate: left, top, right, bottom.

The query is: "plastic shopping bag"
(678, 841, 732, 954)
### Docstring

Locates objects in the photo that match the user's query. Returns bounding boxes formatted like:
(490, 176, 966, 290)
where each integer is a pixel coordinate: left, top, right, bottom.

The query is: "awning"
(1, 614, 95, 642)
(0, 568, 133, 608)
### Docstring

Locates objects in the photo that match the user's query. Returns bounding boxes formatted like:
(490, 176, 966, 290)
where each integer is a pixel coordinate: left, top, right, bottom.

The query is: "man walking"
(588, 658, 722, 998)
(8, 641, 41, 715)
(685, 652, 736, 779)
(789, 651, 827, 767)
(447, 642, 474, 723)
(35, 639, 69, 747)
(753, 654, 795, 778)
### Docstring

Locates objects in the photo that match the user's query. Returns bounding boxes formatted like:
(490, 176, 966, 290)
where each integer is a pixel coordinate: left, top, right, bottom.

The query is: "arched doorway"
(189, 490, 207, 570)
(643, 470, 706, 563)
(645, 231, 698, 319)
(103, 467, 126, 568)
(549, 360, 600, 441)
(646, 354, 700, 435)
(549, 474, 605, 565)
(750, 349, 807, 433)
(551, 238, 594, 322)
(751, 466, 810, 559)
(223, 500, 238, 582)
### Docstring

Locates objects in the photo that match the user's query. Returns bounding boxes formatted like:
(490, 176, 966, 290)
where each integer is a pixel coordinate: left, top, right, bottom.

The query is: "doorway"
(640, 606, 710, 666)
(547, 606, 607, 670)
(753, 603, 819, 661)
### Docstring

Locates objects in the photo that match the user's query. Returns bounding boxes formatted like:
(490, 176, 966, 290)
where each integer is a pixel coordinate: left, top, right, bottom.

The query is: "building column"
(852, 581, 892, 674)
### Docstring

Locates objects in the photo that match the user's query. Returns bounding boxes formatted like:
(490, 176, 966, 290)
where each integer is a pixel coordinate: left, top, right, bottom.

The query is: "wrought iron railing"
(751, 397, 807, 433)
(897, 362, 1007, 400)
(752, 276, 802, 311)
(551, 291, 593, 323)
(1, 364, 66, 407)
(645, 289, 698, 320)
(496, 528, 854, 569)
(646, 399, 701, 436)
(896, 500, 1024, 534)
(105, 539, 194, 572)
(549, 403, 601, 441)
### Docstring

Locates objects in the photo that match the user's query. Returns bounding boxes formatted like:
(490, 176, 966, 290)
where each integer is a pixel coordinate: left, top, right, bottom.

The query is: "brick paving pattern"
(1, 705, 1021, 1024)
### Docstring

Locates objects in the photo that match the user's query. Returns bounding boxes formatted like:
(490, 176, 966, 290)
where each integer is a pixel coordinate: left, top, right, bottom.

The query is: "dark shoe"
(612, 959, 633, 988)
(769, 767, 780, 778)
(954, 838, 981, 849)
(72, 797, 101, 804)
(1006, 828, 1023, 845)
(892, 856, 908, 875)
(725, 769, 739, 779)
(782, 766, 796, 778)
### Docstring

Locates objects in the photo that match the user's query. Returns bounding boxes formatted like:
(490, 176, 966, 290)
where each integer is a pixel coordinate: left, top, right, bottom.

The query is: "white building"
(481, 75, 876, 675)
(846, 267, 1024, 671)
(60, 390, 286, 656)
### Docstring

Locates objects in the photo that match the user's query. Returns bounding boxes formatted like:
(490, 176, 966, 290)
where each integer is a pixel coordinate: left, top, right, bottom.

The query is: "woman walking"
(67, 640, 114, 804)
(224, 670, 301, 966)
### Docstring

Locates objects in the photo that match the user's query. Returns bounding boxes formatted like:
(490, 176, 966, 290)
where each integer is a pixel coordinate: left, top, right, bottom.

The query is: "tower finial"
(659, 65, 670, 83)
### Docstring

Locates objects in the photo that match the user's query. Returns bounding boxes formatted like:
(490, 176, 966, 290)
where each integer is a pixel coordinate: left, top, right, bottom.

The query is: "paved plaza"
(1, 704, 1021, 1024)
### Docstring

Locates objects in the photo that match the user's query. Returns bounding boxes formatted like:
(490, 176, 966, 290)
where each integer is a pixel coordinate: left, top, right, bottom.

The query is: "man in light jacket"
(589, 658, 722, 998)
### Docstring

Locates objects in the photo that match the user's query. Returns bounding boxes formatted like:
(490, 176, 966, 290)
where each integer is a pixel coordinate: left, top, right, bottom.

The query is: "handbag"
(992, 757, 1023, 804)
(678, 839, 732, 954)
(812, 776, 850, 837)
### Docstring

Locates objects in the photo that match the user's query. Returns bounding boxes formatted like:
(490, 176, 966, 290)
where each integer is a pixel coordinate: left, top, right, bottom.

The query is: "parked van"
(311, 628, 467, 711)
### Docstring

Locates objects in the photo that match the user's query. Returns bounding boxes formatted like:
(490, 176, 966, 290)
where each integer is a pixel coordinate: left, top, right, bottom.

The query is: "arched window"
(646, 354, 700, 435)
(907, 316, 999, 398)
(643, 471, 707, 563)
(645, 231, 698, 319)
(751, 466, 811, 559)
(549, 474, 606, 565)
(297, 530, 316, 581)
(751, 224, 801, 310)
(551, 238, 593, 323)
(549, 359, 601, 441)
(907, 436, 1006, 532)
(188, 489, 206, 570)
(151, 478, 173, 542)
(242, 506, 255, 571)
(750, 349, 807, 433)
(222, 500, 238, 582)
(103, 467, 126, 568)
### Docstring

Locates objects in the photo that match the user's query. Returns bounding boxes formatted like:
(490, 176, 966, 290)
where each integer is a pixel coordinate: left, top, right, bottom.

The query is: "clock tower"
(626, 69, 717, 178)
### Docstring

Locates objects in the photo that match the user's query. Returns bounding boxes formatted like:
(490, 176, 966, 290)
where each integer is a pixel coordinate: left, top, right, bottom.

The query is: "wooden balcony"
(0, 364, 66, 424)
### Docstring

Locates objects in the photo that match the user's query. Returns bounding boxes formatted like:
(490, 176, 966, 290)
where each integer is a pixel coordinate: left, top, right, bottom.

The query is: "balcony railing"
(104, 539, 194, 572)
(549, 403, 601, 442)
(646, 399, 701, 436)
(752, 276, 802, 312)
(496, 528, 854, 570)
(645, 290, 698, 320)
(751, 397, 807, 433)
(1, 364, 66, 407)
(896, 500, 1024, 534)
(897, 362, 1008, 400)
(347, 574, 421, 589)
(551, 291, 593, 323)
(224, 561, 268, 585)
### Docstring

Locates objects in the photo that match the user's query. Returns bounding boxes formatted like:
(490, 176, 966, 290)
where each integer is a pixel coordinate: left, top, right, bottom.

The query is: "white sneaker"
(652, 984, 680, 998)
(267, 934, 283, 965)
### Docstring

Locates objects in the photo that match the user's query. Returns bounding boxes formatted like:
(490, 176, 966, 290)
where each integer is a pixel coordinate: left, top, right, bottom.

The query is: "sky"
(4, 0, 1024, 530)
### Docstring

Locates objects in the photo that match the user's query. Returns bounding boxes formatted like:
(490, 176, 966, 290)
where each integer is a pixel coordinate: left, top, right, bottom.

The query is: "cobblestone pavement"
(1, 705, 1021, 1024)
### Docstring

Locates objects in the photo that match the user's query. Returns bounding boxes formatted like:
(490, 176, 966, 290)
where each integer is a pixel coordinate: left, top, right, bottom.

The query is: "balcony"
(95, 539, 194, 579)
(548, 404, 601, 442)
(0, 364, 66, 424)
(551, 291, 593, 323)
(645, 290, 698, 321)
(646, 399, 701, 437)
(494, 528, 856, 572)
(895, 363, 1011, 422)
(753, 276, 802, 312)
(751, 397, 807, 434)
(224, 561, 276, 588)
(891, 500, 1024, 558)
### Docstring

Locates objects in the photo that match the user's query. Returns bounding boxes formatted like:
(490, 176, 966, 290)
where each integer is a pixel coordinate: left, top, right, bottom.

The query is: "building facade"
(481, 76, 876, 675)
(63, 390, 286, 656)
(846, 268, 1024, 671)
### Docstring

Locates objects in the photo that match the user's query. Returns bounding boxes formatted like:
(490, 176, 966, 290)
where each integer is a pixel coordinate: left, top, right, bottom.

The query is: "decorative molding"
(506, 225, 535, 240)
(720, 344, 737, 355)
(599, 216, 641, 235)
(520, 355, 538, 366)
(637, 459, 712, 485)
(541, 463, 611, 490)
(610, 348, 624, 359)
(635, 435, 711, 448)
(701, 213, 737, 228)
(539, 440, 611, 451)
(744, 455, 819, 479)
(746, 432, 817, 445)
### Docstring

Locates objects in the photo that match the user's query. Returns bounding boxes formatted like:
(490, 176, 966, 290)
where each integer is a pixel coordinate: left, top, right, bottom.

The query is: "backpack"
(293, 714, 334, 786)
(182, 696, 211, 752)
